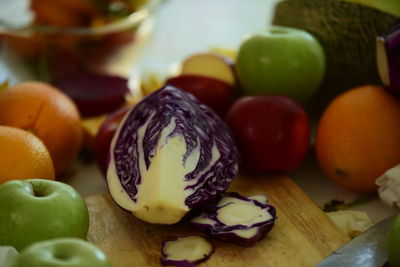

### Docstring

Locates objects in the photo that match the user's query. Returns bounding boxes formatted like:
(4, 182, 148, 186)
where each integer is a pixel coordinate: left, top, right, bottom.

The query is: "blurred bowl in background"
(0, 0, 162, 81)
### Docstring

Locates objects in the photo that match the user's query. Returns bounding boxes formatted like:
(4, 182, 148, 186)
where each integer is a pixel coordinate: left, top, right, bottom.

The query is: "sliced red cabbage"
(377, 22, 400, 93)
(161, 236, 214, 267)
(107, 86, 239, 224)
(191, 192, 276, 246)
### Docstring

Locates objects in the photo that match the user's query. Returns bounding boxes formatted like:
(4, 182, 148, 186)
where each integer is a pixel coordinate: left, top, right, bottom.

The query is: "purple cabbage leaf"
(106, 86, 239, 224)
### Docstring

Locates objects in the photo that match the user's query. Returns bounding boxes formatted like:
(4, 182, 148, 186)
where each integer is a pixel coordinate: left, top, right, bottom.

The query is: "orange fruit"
(316, 85, 400, 193)
(0, 126, 55, 183)
(0, 82, 83, 176)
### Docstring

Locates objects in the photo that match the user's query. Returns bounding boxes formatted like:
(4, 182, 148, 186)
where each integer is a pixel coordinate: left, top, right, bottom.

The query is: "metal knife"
(316, 214, 396, 267)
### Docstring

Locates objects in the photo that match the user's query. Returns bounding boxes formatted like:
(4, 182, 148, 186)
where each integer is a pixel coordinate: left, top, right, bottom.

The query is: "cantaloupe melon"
(342, 0, 400, 17)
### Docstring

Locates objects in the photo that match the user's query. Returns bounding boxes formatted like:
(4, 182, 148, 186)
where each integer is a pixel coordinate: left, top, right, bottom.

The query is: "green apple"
(236, 26, 325, 102)
(11, 238, 111, 267)
(387, 213, 400, 267)
(0, 179, 89, 251)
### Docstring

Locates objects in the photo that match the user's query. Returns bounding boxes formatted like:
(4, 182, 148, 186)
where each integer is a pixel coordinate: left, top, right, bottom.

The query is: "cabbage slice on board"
(191, 192, 276, 246)
(161, 236, 214, 267)
(107, 86, 239, 224)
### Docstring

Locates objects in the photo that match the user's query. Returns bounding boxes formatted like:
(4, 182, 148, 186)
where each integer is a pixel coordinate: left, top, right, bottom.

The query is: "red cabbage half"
(191, 192, 276, 246)
(106, 86, 239, 224)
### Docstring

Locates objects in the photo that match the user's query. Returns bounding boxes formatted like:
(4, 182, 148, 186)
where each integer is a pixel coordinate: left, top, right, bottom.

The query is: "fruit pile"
(138, 25, 322, 176)
(131, 16, 400, 196)
(0, 0, 147, 80)
(1, 0, 400, 265)
(0, 82, 82, 179)
(0, 82, 112, 266)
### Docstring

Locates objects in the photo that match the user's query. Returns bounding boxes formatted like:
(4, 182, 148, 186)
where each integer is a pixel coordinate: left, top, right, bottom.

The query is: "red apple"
(94, 105, 132, 176)
(180, 53, 237, 86)
(226, 95, 310, 173)
(165, 74, 235, 117)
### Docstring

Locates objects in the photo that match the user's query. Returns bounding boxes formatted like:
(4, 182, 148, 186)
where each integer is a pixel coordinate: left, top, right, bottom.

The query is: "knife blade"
(316, 214, 396, 267)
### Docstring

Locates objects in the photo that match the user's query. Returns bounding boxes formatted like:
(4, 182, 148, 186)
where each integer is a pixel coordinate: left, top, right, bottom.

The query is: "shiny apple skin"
(236, 26, 325, 103)
(0, 179, 89, 251)
(226, 95, 310, 173)
(12, 238, 111, 267)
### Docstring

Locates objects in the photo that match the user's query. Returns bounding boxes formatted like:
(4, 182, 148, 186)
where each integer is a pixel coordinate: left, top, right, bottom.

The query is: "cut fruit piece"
(161, 236, 214, 267)
(325, 210, 373, 238)
(180, 53, 236, 86)
(81, 115, 107, 151)
(209, 46, 237, 60)
(140, 71, 166, 96)
(53, 72, 130, 118)
(191, 192, 276, 246)
(376, 164, 400, 208)
(107, 86, 239, 224)
(165, 74, 234, 117)
(377, 22, 400, 94)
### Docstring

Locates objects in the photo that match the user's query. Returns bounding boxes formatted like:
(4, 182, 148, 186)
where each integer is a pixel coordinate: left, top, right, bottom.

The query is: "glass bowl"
(0, 0, 162, 81)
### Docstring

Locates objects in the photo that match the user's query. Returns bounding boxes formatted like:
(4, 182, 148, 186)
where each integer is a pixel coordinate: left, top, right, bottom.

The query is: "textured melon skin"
(342, 0, 400, 17)
(273, 0, 398, 115)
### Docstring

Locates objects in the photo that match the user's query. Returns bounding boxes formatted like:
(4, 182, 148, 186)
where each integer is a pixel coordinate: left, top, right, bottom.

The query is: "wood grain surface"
(85, 174, 350, 267)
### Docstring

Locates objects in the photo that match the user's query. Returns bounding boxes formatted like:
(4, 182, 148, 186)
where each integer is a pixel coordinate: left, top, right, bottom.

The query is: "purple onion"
(191, 192, 276, 246)
(377, 22, 400, 93)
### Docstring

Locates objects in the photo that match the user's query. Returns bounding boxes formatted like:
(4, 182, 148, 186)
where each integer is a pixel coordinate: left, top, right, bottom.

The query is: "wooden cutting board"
(85, 174, 349, 267)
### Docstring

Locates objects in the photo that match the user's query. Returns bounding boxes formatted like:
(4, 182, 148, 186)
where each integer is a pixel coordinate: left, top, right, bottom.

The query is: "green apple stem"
(53, 249, 71, 260)
(338, 0, 400, 17)
(28, 181, 48, 198)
